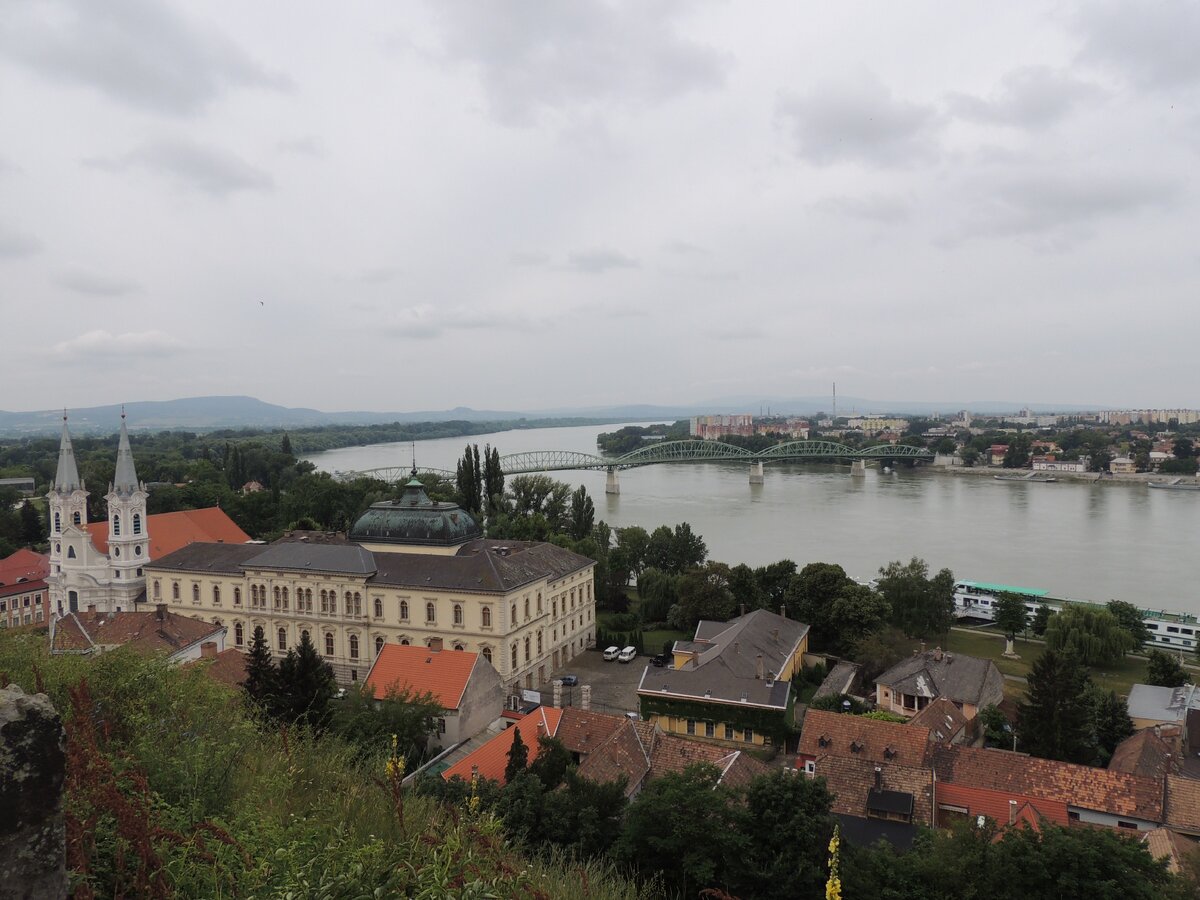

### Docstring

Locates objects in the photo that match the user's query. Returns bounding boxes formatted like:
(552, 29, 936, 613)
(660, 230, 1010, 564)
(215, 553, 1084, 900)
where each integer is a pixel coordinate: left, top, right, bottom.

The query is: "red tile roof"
(1108, 728, 1181, 780)
(364, 644, 480, 710)
(86, 507, 250, 557)
(936, 781, 1069, 829)
(442, 707, 564, 784)
(575, 720, 652, 796)
(51, 609, 224, 657)
(933, 744, 1163, 822)
(815, 755, 934, 825)
(189, 647, 248, 688)
(0, 548, 50, 583)
(907, 697, 968, 744)
(1164, 774, 1200, 834)
(554, 707, 628, 755)
(799, 708, 932, 767)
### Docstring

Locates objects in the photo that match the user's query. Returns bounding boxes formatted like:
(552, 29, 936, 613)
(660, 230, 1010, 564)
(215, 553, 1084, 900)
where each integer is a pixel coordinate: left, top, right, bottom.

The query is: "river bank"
(926, 464, 1197, 486)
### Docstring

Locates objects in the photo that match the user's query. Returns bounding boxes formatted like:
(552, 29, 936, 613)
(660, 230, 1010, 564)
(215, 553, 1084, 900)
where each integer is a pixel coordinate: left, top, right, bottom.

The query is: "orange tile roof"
(646, 731, 742, 780)
(815, 755, 934, 825)
(1165, 774, 1200, 834)
(442, 707, 564, 785)
(575, 719, 652, 796)
(86, 507, 250, 557)
(554, 707, 628, 755)
(1144, 827, 1193, 873)
(0, 549, 50, 583)
(799, 709, 932, 768)
(188, 648, 249, 688)
(1108, 728, 1181, 780)
(51, 609, 224, 657)
(933, 744, 1163, 822)
(936, 781, 1070, 829)
(364, 644, 481, 709)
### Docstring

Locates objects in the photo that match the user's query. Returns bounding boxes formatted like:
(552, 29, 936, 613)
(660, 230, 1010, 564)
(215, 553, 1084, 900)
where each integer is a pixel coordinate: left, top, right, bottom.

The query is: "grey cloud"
(814, 194, 910, 223)
(382, 305, 517, 339)
(951, 172, 1177, 244)
(567, 249, 639, 273)
(58, 269, 141, 296)
(948, 67, 1104, 128)
(778, 73, 941, 166)
(354, 267, 401, 285)
(664, 240, 709, 256)
(86, 140, 273, 196)
(510, 251, 551, 267)
(705, 327, 764, 340)
(278, 136, 324, 157)
(0, 0, 288, 115)
(427, 0, 727, 125)
(1076, 1, 1200, 90)
(0, 224, 42, 259)
(52, 329, 182, 358)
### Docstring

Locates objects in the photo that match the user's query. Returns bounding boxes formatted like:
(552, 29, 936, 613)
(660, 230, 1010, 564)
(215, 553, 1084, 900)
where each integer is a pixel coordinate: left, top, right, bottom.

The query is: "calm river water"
(305, 423, 1200, 617)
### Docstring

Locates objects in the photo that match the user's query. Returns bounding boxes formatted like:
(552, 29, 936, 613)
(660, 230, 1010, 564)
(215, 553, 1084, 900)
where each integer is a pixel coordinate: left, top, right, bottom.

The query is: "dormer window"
(818, 735, 831, 748)
(850, 740, 864, 754)
(884, 746, 897, 760)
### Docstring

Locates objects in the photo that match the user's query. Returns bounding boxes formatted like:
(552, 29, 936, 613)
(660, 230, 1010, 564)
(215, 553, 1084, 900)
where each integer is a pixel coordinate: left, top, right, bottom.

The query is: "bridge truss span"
(499, 450, 611, 474)
(615, 440, 754, 467)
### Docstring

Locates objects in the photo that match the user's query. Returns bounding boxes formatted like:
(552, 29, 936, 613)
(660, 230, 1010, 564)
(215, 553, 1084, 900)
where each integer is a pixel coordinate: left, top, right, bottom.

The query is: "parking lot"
(537, 646, 647, 714)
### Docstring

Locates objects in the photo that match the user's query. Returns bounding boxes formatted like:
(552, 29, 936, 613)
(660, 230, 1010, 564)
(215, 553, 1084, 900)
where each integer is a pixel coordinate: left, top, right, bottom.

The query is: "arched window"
(67, 546, 76, 559)
(277, 628, 287, 651)
(192, 584, 200, 603)
(400, 600, 409, 620)
(112, 514, 121, 536)
(524, 598, 530, 619)
(425, 601, 436, 623)
(481, 606, 491, 627)
(251, 585, 258, 604)
(400, 637, 410, 646)
(482, 646, 493, 664)
(282, 587, 289, 610)
(72, 511, 81, 526)
(304, 588, 312, 611)
(553, 600, 557, 618)
(172, 582, 180, 600)
(374, 598, 383, 619)
(524, 636, 530, 663)
(453, 643, 465, 651)
(113, 546, 121, 558)
(511, 644, 518, 670)
(537, 630, 543, 653)
(133, 513, 142, 535)
(349, 635, 359, 659)
(153, 581, 161, 600)
(324, 632, 334, 656)
(54, 512, 61, 533)
(511, 604, 516, 623)
(214, 585, 222, 604)
(375, 635, 384, 655)
(344, 591, 352, 608)
(328, 593, 337, 615)
(235, 623, 244, 645)
(453, 603, 463, 625)
(301, 629, 310, 644)
(234, 587, 241, 606)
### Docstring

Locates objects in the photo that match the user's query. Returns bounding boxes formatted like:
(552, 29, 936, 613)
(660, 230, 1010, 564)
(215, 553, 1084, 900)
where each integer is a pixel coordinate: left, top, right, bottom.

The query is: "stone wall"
(0, 684, 67, 900)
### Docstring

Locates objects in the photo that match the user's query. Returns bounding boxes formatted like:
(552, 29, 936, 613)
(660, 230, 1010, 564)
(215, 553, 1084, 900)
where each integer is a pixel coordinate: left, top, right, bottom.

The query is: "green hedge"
(639, 692, 794, 742)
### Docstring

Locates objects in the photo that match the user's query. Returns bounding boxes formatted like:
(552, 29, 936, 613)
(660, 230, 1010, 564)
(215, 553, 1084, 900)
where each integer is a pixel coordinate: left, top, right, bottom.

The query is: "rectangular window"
(1117, 821, 1138, 830)
(686, 719, 696, 735)
(705, 722, 715, 738)
(804, 760, 816, 776)
(1167, 626, 1180, 633)
(743, 729, 754, 743)
(724, 724, 734, 740)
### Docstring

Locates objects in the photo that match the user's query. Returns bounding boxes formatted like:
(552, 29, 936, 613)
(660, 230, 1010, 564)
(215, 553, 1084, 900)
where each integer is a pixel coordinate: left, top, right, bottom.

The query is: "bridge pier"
(749, 462, 764, 485)
(850, 459, 867, 478)
(605, 467, 620, 495)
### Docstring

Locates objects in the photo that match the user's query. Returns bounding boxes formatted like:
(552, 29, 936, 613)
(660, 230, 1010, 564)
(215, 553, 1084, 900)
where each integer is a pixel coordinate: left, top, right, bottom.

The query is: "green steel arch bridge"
(338, 439, 933, 491)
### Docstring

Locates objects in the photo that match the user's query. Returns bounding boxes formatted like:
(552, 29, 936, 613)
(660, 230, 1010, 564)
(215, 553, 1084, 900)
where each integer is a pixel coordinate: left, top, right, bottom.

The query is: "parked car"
(617, 646, 637, 663)
(603, 646, 620, 661)
(559, 674, 579, 687)
(650, 654, 669, 668)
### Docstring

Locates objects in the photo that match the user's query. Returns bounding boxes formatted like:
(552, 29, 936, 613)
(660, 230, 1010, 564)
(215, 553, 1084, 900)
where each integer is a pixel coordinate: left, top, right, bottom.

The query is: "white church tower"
(104, 411, 149, 609)
(47, 414, 90, 614)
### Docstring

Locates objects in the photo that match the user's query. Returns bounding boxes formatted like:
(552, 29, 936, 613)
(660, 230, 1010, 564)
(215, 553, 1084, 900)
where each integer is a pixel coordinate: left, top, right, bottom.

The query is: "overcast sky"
(2, 1, 1198, 413)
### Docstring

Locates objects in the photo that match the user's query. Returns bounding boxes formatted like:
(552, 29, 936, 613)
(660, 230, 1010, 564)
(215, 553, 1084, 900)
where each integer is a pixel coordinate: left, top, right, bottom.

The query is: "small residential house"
(364, 640, 504, 751)
(0, 548, 50, 627)
(874, 647, 1004, 720)
(1107, 726, 1182, 780)
(987, 445, 1008, 466)
(908, 696, 971, 745)
(49, 604, 226, 663)
(1127, 683, 1200, 731)
(1109, 456, 1137, 474)
(637, 608, 809, 747)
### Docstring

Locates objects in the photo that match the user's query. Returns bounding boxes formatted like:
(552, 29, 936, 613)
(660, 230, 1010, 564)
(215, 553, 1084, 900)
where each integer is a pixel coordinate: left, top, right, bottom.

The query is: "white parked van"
(617, 646, 637, 663)
(603, 646, 620, 661)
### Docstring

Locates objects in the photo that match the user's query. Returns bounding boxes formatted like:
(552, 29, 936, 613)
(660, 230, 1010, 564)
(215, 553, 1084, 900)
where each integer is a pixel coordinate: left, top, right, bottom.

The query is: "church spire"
(112, 407, 139, 495)
(54, 412, 81, 492)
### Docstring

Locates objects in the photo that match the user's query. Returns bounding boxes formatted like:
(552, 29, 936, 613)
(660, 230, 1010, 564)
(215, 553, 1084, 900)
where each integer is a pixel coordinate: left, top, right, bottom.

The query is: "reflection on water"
(305, 423, 1199, 615)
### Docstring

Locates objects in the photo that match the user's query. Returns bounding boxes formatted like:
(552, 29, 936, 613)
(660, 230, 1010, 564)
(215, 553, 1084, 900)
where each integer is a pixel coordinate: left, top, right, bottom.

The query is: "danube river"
(306, 423, 1199, 618)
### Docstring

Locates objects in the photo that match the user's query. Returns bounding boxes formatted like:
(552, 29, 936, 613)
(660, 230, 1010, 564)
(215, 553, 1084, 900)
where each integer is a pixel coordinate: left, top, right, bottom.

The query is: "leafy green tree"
(482, 444, 504, 514)
(727, 563, 765, 612)
(754, 559, 797, 610)
(784, 562, 855, 649)
(243, 626, 280, 714)
(978, 704, 1011, 749)
(1087, 684, 1134, 765)
(1173, 437, 1195, 459)
(1017, 649, 1093, 763)
(277, 631, 337, 730)
(669, 562, 735, 630)
(568, 485, 595, 540)
(538, 771, 628, 859)
(330, 683, 442, 765)
(19, 500, 42, 546)
(993, 592, 1028, 643)
(826, 584, 891, 657)
(527, 735, 572, 790)
(637, 568, 679, 623)
(1002, 433, 1032, 468)
(1044, 606, 1137, 666)
(670, 522, 707, 571)
(504, 727, 529, 784)
(280, 433, 292, 456)
(496, 772, 545, 842)
(1090, 450, 1114, 473)
(959, 447, 980, 467)
(877, 558, 956, 638)
(726, 770, 836, 900)
(850, 626, 910, 684)
(1146, 649, 1189, 688)
(615, 526, 650, 577)
(616, 764, 742, 897)
(1031, 603, 1052, 637)
(1107, 599, 1152, 647)
(455, 444, 483, 514)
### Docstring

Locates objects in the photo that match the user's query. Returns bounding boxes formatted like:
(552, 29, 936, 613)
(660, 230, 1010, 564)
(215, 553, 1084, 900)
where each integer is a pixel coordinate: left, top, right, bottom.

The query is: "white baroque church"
(46, 414, 250, 616)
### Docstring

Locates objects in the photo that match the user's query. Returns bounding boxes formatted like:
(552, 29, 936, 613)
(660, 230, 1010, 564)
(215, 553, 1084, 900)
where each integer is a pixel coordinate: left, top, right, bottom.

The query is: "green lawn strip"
(643, 629, 690, 654)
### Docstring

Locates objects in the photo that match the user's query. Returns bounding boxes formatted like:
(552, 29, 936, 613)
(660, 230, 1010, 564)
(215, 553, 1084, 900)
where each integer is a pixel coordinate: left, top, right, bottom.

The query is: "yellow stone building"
(145, 475, 596, 692)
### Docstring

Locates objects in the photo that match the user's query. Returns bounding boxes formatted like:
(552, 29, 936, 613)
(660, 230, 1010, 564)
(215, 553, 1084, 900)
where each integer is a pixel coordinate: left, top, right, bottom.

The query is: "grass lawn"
(643, 629, 691, 654)
(943, 628, 1154, 697)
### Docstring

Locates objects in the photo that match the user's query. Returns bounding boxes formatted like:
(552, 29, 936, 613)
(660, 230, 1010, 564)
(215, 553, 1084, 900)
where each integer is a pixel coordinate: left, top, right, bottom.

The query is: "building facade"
(146, 476, 597, 693)
(0, 549, 50, 627)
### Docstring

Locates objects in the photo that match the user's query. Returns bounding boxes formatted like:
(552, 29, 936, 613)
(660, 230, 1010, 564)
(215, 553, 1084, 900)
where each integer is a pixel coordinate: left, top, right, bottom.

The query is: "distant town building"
(1101, 409, 1200, 426)
(0, 476, 36, 497)
(846, 417, 909, 436)
(0, 549, 50, 627)
(689, 415, 754, 438)
(1032, 456, 1088, 473)
(1109, 457, 1137, 474)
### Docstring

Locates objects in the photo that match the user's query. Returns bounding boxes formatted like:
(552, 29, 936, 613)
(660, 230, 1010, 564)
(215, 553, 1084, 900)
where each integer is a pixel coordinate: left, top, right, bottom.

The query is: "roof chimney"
(86, 604, 96, 612)
(740, 602, 746, 617)
(920, 641, 926, 654)
(428, 637, 443, 652)
(581, 684, 592, 711)
(200, 641, 218, 658)
(779, 604, 787, 619)
(874, 766, 882, 791)
(1008, 800, 1018, 825)
(933, 646, 943, 662)
(755, 654, 764, 680)
(156, 603, 167, 621)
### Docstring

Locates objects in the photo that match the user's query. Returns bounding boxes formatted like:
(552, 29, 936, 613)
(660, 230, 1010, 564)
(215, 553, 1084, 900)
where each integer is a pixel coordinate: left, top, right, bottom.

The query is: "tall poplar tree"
(456, 444, 483, 514)
(243, 627, 280, 714)
(504, 728, 529, 784)
(569, 485, 595, 539)
(483, 445, 504, 514)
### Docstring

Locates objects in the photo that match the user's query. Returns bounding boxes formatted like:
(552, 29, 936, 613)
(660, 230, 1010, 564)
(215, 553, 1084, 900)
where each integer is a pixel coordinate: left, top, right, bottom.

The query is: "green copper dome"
(349, 475, 482, 548)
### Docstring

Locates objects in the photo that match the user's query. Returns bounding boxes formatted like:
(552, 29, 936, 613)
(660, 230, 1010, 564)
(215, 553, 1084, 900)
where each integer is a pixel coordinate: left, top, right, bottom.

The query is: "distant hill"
(0, 394, 1109, 437)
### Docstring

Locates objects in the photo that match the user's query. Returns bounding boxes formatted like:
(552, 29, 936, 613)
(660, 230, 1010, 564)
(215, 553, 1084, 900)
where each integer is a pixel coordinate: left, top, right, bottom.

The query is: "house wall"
(650, 713, 769, 747)
(1069, 806, 1159, 832)
(449, 658, 504, 747)
(0, 584, 49, 627)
